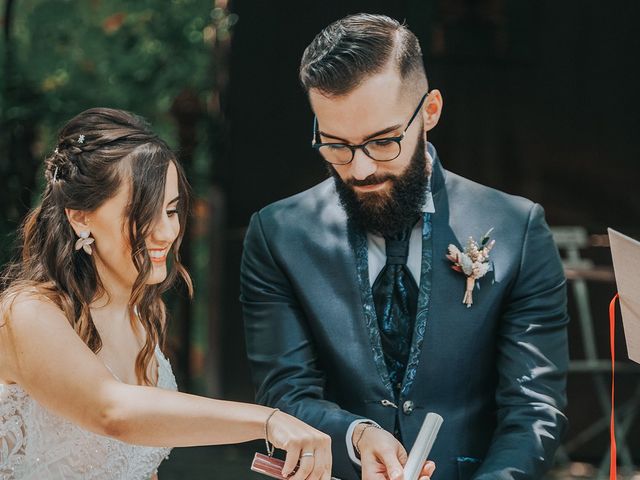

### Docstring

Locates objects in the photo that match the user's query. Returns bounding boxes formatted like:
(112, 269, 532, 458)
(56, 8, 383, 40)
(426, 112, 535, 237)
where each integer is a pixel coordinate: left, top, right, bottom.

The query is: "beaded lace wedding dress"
(0, 346, 177, 479)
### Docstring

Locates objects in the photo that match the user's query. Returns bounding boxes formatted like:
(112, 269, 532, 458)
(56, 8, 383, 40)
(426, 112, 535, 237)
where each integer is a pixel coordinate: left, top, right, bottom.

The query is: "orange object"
(610, 293, 619, 480)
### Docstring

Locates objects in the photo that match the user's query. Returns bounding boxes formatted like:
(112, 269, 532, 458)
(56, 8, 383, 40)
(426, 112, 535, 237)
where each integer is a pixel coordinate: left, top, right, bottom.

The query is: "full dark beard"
(330, 133, 431, 238)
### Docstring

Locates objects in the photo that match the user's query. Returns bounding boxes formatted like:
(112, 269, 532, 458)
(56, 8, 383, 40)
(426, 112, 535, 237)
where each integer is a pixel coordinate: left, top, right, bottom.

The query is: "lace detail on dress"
(0, 346, 177, 479)
(0, 386, 29, 477)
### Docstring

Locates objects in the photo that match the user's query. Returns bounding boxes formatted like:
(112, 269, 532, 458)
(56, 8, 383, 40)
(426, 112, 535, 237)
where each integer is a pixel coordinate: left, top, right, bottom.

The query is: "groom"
(241, 13, 568, 480)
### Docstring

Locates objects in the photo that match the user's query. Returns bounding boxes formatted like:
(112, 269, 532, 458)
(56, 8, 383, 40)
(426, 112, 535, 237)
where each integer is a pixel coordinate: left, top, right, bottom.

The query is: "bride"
(0, 108, 332, 479)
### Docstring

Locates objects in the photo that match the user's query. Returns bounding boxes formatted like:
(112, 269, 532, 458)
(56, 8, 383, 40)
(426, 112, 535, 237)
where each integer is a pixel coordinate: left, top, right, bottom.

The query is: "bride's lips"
(148, 249, 168, 263)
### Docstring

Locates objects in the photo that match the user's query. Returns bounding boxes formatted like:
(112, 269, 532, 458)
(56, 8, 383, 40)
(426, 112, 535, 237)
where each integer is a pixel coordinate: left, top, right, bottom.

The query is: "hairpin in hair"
(53, 166, 59, 182)
(78, 134, 85, 144)
(54, 147, 59, 154)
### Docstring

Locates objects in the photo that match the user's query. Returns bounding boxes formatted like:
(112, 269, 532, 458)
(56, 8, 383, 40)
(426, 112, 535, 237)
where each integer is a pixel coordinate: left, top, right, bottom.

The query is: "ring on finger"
(300, 452, 315, 458)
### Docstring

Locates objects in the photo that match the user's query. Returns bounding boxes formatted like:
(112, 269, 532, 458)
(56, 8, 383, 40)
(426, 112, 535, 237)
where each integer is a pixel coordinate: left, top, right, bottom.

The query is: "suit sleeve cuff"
(346, 419, 380, 467)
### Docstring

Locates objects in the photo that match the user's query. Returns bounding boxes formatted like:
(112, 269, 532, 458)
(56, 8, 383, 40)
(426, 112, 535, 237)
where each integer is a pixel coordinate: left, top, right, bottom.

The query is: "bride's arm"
(0, 295, 332, 479)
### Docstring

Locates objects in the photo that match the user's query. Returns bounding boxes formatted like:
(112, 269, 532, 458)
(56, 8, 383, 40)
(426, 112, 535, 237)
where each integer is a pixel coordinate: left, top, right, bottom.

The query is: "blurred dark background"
(1, 0, 639, 478)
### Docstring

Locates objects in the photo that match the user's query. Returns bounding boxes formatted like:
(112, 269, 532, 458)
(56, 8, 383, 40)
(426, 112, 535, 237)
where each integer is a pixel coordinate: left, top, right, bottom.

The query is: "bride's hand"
(266, 410, 332, 480)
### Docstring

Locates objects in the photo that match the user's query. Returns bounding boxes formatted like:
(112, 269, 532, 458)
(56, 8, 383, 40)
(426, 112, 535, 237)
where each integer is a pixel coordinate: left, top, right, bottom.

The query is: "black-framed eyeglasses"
(311, 91, 429, 165)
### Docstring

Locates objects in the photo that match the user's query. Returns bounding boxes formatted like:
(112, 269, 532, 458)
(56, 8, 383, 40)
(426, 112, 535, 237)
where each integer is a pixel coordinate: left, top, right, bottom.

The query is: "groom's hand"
(353, 424, 436, 480)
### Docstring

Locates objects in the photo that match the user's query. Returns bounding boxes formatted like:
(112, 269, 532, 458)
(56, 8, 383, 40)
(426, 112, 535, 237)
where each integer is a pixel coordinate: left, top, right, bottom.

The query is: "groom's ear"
(422, 89, 443, 133)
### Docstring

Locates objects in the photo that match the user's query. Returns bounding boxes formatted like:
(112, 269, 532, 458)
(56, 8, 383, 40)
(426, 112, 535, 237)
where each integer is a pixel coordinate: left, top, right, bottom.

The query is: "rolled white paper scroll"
(403, 412, 444, 480)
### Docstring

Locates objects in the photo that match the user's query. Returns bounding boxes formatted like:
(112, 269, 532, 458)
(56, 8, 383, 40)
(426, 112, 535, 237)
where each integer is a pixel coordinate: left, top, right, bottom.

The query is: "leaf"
(459, 253, 473, 276)
(483, 239, 496, 256)
(481, 227, 494, 246)
(103, 12, 127, 34)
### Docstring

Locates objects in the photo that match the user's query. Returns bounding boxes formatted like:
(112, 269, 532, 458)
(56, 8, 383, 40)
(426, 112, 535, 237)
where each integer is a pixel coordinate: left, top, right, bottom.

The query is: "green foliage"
(0, 0, 230, 255)
(6, 0, 226, 145)
(1, 0, 233, 254)
(1, 0, 235, 389)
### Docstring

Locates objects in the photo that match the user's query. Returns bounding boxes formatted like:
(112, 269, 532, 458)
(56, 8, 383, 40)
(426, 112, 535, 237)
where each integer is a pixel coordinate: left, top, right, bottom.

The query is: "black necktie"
(372, 221, 419, 397)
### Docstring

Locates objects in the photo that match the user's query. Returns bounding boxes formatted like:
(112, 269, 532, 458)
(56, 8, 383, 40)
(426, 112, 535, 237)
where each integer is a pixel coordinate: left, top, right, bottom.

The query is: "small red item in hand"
(251, 453, 291, 480)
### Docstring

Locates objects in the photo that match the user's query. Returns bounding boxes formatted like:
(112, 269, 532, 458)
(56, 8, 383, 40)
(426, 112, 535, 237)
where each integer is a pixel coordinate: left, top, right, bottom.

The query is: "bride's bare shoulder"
(0, 286, 65, 383)
(0, 284, 67, 329)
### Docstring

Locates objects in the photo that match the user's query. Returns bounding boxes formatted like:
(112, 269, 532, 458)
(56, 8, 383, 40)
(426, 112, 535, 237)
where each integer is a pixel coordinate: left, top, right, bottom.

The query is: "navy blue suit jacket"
(241, 155, 569, 480)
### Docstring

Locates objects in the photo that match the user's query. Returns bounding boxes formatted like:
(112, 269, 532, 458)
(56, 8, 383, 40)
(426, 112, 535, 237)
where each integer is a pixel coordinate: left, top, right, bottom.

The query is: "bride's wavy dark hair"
(0, 108, 192, 385)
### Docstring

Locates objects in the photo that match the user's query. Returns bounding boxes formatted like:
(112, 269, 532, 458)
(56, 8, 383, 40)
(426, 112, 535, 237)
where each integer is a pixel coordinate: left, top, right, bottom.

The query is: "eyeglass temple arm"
(404, 92, 429, 132)
(312, 116, 319, 144)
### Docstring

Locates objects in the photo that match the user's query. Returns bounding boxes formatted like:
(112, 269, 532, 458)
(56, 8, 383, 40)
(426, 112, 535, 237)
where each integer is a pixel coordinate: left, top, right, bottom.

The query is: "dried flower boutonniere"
(447, 228, 496, 308)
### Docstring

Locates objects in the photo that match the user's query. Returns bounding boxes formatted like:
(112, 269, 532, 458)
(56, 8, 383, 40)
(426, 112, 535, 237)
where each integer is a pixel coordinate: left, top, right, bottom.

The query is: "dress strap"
(103, 362, 123, 383)
(101, 346, 164, 385)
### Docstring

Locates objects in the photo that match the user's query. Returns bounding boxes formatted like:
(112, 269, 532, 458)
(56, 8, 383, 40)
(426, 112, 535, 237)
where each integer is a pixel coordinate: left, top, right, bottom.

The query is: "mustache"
(345, 174, 396, 187)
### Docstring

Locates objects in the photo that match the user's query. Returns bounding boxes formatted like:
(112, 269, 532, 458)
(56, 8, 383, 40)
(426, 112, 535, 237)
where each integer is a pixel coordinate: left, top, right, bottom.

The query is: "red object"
(251, 453, 290, 480)
(610, 293, 619, 480)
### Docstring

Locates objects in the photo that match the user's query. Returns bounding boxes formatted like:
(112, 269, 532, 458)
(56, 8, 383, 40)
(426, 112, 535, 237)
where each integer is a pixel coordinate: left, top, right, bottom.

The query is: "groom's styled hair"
(299, 13, 427, 96)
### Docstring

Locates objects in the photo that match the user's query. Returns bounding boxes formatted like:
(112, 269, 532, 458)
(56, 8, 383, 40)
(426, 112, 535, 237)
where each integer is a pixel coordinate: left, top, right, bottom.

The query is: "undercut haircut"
(299, 13, 427, 96)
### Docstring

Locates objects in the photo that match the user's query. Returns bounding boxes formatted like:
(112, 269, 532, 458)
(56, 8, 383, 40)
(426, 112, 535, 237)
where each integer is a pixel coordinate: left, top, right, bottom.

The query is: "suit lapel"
(409, 153, 464, 396)
(400, 152, 447, 397)
(400, 211, 433, 398)
(348, 222, 395, 397)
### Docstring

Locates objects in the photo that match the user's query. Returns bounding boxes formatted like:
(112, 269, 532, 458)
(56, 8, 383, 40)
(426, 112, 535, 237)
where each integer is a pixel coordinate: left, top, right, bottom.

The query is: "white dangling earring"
(75, 231, 95, 255)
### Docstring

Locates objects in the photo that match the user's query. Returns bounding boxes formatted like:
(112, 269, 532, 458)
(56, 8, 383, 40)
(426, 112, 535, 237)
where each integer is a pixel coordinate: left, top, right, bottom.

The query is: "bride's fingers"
(282, 445, 302, 478)
(267, 411, 332, 479)
(289, 449, 315, 480)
